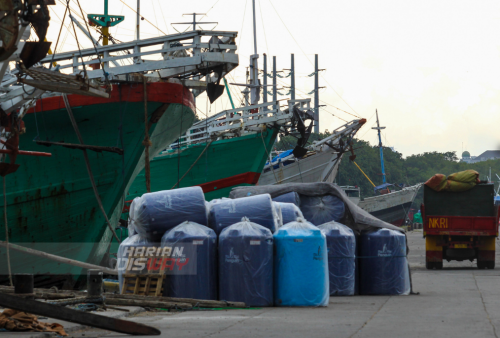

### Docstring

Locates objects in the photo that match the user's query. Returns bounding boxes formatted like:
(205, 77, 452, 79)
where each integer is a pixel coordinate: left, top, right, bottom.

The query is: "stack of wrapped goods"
(318, 221, 356, 296)
(161, 221, 217, 300)
(273, 218, 329, 306)
(275, 202, 303, 226)
(219, 217, 274, 306)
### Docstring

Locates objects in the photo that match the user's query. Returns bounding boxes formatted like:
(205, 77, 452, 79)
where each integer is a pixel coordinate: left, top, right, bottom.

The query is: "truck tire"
(426, 261, 434, 270)
(477, 261, 487, 269)
(435, 261, 443, 269)
(486, 261, 495, 269)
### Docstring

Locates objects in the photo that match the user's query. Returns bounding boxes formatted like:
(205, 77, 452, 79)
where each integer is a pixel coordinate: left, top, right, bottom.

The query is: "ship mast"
(372, 110, 387, 184)
(249, 0, 260, 105)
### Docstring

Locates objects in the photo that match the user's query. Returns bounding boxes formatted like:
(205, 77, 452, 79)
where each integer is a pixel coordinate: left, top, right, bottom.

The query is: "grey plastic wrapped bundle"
(117, 234, 160, 293)
(208, 194, 280, 235)
(318, 221, 356, 296)
(161, 221, 217, 300)
(128, 198, 139, 237)
(133, 186, 208, 241)
(219, 217, 273, 306)
(299, 194, 345, 226)
(273, 202, 283, 228)
(277, 202, 303, 226)
(272, 192, 300, 206)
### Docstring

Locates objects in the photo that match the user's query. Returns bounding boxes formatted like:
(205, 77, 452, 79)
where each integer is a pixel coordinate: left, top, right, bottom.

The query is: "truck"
(422, 183, 499, 269)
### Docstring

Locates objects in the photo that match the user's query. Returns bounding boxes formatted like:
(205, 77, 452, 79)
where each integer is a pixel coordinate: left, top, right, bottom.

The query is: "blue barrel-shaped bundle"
(219, 217, 273, 306)
(161, 221, 217, 300)
(299, 194, 345, 226)
(272, 192, 301, 206)
(208, 194, 279, 235)
(274, 218, 329, 306)
(277, 202, 303, 226)
(133, 187, 208, 241)
(117, 234, 161, 293)
(318, 221, 356, 296)
(359, 228, 410, 295)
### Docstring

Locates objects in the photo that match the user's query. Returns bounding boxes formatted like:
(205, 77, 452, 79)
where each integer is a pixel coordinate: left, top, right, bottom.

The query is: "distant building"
(461, 150, 500, 164)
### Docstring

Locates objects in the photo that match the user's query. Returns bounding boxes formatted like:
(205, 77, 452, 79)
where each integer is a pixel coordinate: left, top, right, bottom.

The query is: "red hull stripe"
(197, 172, 261, 193)
(26, 82, 195, 114)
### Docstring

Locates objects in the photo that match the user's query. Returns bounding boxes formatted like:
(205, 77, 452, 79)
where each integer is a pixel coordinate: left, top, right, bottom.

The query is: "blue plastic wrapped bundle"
(133, 186, 208, 241)
(272, 192, 300, 206)
(299, 194, 345, 225)
(318, 221, 356, 296)
(277, 202, 303, 226)
(117, 234, 160, 293)
(273, 218, 329, 306)
(208, 194, 279, 235)
(161, 221, 217, 300)
(359, 228, 410, 295)
(219, 217, 274, 306)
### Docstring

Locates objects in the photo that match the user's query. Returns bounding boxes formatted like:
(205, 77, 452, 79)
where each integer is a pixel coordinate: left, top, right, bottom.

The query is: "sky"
(44, 0, 500, 158)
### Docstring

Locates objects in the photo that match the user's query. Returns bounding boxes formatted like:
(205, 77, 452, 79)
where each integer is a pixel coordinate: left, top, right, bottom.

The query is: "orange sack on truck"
(425, 170, 480, 192)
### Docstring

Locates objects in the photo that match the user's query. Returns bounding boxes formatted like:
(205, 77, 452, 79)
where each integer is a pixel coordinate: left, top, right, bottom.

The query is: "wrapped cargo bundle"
(299, 194, 345, 225)
(127, 198, 139, 237)
(272, 191, 301, 206)
(277, 202, 303, 226)
(161, 221, 217, 300)
(208, 194, 280, 235)
(273, 218, 329, 306)
(359, 228, 410, 295)
(219, 217, 273, 306)
(318, 221, 356, 296)
(425, 169, 480, 192)
(117, 234, 160, 293)
(133, 187, 208, 241)
(273, 202, 283, 227)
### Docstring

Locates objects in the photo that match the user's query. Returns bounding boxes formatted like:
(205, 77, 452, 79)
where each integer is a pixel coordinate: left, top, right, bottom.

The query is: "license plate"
(454, 244, 467, 249)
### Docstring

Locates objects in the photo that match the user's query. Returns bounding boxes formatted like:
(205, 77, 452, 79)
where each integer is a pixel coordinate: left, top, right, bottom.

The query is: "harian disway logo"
(313, 246, 323, 261)
(225, 247, 240, 263)
(378, 244, 392, 257)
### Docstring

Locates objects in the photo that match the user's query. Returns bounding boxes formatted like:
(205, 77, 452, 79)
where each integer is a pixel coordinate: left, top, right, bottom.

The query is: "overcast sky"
(46, 0, 500, 158)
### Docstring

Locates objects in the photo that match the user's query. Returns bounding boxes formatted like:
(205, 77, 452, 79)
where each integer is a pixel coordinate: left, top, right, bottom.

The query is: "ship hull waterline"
(0, 82, 195, 287)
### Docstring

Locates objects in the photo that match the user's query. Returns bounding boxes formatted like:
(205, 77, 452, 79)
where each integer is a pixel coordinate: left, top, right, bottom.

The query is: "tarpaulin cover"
(425, 170, 480, 192)
(161, 221, 217, 300)
(299, 194, 346, 225)
(277, 202, 303, 226)
(229, 183, 404, 233)
(272, 192, 301, 206)
(219, 217, 273, 306)
(359, 228, 410, 295)
(318, 221, 356, 296)
(208, 194, 279, 235)
(132, 187, 208, 241)
(273, 218, 329, 306)
(117, 234, 159, 293)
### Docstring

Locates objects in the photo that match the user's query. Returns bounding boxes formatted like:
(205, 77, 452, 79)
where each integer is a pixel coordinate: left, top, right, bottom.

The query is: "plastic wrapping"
(318, 221, 356, 296)
(273, 218, 329, 306)
(277, 202, 303, 226)
(219, 217, 273, 306)
(272, 192, 301, 206)
(299, 194, 345, 226)
(359, 228, 410, 295)
(208, 194, 279, 235)
(128, 198, 139, 237)
(161, 221, 217, 300)
(133, 186, 208, 241)
(273, 202, 283, 228)
(117, 234, 159, 293)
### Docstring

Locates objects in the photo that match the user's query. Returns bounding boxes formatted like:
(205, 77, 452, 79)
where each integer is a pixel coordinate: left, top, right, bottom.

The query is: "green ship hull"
(126, 128, 278, 205)
(0, 82, 195, 287)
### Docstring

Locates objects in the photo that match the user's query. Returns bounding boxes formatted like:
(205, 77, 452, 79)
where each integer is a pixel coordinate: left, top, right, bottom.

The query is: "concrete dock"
(28, 231, 500, 337)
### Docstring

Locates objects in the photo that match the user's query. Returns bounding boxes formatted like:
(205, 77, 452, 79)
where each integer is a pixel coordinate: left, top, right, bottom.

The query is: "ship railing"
(172, 100, 293, 148)
(37, 30, 239, 81)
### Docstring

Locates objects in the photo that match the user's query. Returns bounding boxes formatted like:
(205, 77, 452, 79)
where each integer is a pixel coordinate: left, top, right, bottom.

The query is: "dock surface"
(23, 231, 500, 337)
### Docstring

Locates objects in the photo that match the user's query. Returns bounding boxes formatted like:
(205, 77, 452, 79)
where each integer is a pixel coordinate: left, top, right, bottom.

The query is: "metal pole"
(314, 54, 319, 133)
(263, 53, 268, 105)
(373, 109, 386, 184)
(273, 56, 277, 109)
(252, 0, 257, 55)
(136, 0, 140, 41)
(291, 53, 295, 101)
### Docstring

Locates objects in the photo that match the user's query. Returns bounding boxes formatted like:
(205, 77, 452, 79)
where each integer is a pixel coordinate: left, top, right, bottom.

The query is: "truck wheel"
(477, 261, 487, 269)
(435, 262, 443, 269)
(426, 261, 434, 269)
(486, 261, 495, 269)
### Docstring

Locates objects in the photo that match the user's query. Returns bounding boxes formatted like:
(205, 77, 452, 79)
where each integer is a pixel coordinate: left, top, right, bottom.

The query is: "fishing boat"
(0, 3, 240, 287)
